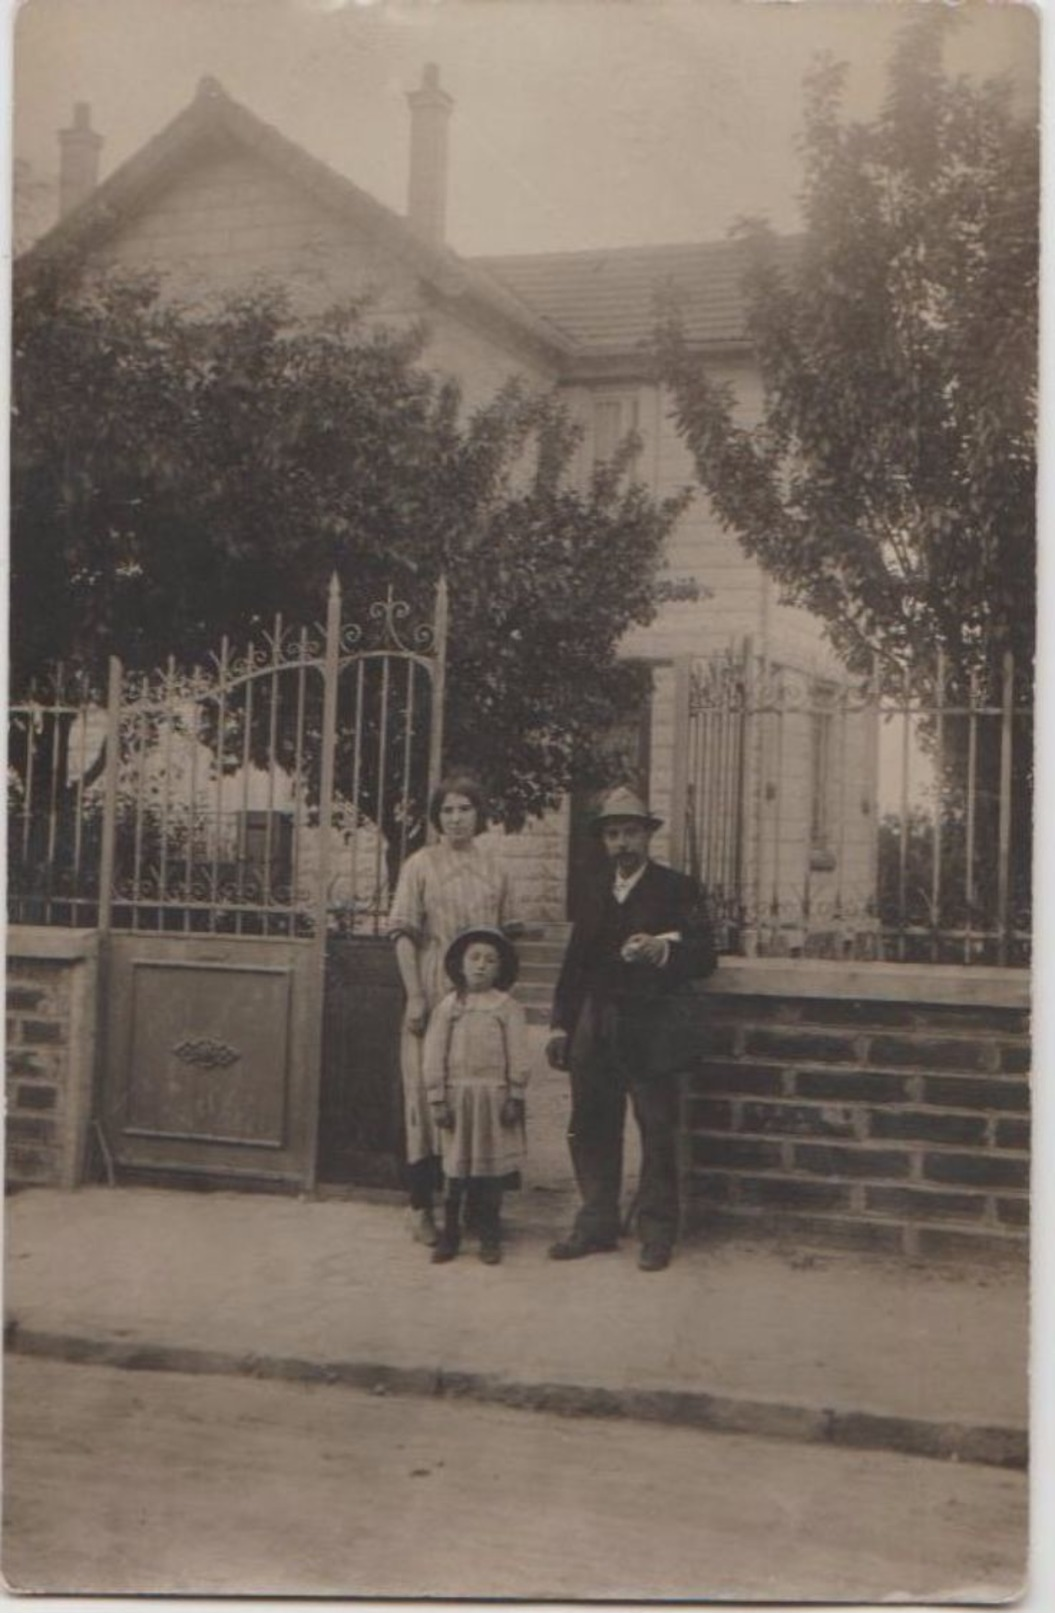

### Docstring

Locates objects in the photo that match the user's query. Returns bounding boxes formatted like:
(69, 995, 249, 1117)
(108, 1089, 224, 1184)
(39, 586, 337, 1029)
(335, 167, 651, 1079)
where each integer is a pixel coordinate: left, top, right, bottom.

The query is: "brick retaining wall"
(5, 930, 99, 1189)
(5, 929, 1031, 1263)
(682, 961, 1030, 1260)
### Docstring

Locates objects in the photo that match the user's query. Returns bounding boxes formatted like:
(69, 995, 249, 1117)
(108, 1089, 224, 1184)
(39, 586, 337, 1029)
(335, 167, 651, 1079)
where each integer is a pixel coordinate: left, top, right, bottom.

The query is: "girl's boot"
(478, 1192, 502, 1265)
(431, 1198, 461, 1264)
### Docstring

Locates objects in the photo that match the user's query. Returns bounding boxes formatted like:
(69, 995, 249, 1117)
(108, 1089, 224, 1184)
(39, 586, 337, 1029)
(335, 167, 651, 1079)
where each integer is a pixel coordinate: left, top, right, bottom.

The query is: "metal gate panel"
(317, 936, 405, 1188)
(87, 574, 447, 1189)
(103, 929, 321, 1186)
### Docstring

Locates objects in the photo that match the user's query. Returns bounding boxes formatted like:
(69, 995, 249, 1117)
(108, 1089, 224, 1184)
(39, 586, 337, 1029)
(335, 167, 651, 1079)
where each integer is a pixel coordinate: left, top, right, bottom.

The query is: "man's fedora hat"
(592, 785, 663, 834)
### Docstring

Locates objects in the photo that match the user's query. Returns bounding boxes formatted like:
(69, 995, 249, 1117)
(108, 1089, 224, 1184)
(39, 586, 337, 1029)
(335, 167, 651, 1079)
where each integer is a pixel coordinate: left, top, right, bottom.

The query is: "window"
(592, 393, 641, 475)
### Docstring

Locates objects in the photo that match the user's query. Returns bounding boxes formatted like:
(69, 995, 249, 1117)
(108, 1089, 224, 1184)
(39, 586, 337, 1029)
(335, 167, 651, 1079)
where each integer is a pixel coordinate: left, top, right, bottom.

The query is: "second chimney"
(59, 102, 103, 218)
(406, 63, 452, 248)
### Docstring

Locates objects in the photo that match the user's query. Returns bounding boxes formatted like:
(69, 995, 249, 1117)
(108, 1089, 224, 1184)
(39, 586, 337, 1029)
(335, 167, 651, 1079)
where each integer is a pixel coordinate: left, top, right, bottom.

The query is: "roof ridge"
(472, 233, 803, 271)
(473, 239, 740, 266)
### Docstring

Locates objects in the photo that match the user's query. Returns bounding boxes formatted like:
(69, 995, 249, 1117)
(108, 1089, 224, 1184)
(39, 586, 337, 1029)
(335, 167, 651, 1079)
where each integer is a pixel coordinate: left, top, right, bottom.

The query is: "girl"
(422, 926, 531, 1265)
(387, 774, 517, 1246)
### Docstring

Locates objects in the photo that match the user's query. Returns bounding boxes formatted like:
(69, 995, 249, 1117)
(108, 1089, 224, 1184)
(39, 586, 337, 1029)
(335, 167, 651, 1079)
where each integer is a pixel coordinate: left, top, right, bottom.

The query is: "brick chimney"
(406, 63, 452, 248)
(58, 103, 103, 218)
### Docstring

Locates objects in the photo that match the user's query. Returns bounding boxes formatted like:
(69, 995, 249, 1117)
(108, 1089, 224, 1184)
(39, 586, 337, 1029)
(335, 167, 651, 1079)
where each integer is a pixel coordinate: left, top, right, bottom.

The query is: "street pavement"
(2, 1064, 1032, 1602)
(5, 1179, 1027, 1458)
(2, 1355, 1028, 1601)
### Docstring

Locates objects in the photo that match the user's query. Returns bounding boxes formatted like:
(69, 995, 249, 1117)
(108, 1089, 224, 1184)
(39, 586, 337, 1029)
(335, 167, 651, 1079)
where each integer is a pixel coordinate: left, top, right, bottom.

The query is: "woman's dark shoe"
(638, 1242, 672, 1272)
(432, 1199, 462, 1263)
(548, 1235, 618, 1261)
(409, 1207, 438, 1247)
(478, 1240, 502, 1265)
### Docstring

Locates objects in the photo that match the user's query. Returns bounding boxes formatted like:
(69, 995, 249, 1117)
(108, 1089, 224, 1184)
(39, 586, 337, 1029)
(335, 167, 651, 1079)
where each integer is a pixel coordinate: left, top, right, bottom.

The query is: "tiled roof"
(474, 236, 801, 354)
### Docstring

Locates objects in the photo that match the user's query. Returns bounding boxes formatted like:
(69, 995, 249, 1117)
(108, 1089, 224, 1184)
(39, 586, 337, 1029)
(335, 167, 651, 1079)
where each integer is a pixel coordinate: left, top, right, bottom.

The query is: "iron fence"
(8, 666, 106, 927)
(670, 643, 1032, 966)
(8, 576, 447, 938)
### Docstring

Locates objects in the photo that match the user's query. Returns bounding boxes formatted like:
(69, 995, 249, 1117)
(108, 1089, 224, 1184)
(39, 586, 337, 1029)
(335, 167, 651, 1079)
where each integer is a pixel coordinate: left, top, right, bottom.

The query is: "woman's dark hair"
(428, 772, 488, 835)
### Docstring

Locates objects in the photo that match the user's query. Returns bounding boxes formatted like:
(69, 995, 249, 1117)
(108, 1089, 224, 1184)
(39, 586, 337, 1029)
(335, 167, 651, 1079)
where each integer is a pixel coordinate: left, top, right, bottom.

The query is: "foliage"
(657, 11, 1037, 692)
(11, 265, 688, 832)
(876, 802, 1030, 967)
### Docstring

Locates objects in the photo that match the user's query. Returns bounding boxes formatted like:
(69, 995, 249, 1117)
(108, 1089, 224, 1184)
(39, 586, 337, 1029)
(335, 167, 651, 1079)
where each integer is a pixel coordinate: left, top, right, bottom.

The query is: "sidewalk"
(4, 1181, 1028, 1470)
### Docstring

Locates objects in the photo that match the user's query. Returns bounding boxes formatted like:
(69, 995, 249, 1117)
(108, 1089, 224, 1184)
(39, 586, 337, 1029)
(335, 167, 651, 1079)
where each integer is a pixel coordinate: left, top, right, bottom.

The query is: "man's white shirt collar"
(613, 862, 648, 904)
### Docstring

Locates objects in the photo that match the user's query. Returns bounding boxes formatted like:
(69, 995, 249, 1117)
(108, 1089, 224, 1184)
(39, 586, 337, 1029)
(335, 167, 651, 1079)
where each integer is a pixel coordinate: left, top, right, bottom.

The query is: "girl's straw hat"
(444, 926, 519, 990)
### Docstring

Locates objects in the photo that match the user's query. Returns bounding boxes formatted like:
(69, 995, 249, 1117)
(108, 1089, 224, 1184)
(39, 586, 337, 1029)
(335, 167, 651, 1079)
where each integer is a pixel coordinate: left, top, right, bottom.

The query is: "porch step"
(514, 925, 571, 1026)
(518, 958, 567, 982)
(519, 988, 556, 1026)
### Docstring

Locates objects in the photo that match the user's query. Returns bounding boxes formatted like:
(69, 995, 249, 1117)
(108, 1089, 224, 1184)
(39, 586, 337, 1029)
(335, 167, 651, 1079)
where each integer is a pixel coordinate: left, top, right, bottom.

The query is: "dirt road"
(3, 1355, 1026, 1601)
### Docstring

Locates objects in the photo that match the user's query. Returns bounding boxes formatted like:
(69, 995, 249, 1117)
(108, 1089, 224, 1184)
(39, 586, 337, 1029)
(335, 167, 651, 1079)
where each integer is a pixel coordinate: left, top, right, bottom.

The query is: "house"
(21, 69, 878, 948)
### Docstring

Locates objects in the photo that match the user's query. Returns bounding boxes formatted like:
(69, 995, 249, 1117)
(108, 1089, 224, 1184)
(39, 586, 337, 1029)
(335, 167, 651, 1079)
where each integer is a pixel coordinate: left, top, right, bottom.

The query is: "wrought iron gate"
(669, 642, 1031, 965)
(9, 576, 447, 1190)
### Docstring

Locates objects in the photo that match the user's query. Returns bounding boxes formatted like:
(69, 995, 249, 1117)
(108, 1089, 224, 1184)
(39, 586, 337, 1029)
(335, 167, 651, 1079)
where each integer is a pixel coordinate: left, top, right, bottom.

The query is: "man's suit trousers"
(567, 996, 680, 1247)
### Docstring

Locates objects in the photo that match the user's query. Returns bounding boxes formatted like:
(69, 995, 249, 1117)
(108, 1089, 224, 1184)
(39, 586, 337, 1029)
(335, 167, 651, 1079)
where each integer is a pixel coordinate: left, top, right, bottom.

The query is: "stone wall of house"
(680, 960, 1029, 1259)
(98, 144, 558, 406)
(563, 370, 784, 669)
(6, 930, 100, 1189)
(99, 147, 424, 313)
(479, 805, 571, 925)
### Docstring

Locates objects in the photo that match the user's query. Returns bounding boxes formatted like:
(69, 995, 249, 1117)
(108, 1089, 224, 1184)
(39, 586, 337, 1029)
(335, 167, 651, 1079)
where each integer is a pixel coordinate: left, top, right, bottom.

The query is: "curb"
(5, 1323, 1027, 1473)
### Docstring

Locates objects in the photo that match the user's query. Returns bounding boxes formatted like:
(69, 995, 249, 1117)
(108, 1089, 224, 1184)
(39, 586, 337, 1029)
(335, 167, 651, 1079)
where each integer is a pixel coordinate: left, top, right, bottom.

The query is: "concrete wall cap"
(691, 957, 1029, 1011)
(7, 927, 101, 962)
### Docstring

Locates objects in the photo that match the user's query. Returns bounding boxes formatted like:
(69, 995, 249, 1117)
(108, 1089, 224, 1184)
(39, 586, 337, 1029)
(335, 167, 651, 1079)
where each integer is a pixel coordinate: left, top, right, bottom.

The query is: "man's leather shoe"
(548, 1235, 618, 1261)
(638, 1242, 672, 1272)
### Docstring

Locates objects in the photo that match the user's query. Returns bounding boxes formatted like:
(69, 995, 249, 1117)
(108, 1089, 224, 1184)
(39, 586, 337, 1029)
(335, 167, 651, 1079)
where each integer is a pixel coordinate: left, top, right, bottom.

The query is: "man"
(546, 786, 718, 1271)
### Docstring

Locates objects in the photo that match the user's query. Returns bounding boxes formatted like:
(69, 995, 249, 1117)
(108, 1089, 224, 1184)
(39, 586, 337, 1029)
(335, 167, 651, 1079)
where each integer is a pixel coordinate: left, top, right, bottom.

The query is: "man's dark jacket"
(551, 860, 718, 1080)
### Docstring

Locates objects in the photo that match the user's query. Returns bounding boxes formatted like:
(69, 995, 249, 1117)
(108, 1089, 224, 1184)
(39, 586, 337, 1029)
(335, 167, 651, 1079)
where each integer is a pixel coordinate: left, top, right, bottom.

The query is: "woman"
(387, 773, 518, 1245)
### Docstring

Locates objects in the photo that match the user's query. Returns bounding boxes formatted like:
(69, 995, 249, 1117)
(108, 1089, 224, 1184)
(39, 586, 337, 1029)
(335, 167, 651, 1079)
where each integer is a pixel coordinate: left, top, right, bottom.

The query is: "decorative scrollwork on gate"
(12, 574, 446, 939)
(171, 1036, 242, 1070)
(334, 590, 437, 663)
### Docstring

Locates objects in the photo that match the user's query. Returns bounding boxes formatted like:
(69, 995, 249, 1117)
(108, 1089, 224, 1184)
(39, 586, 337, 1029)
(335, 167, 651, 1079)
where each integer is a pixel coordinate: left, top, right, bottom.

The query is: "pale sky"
(11, 0, 1040, 257)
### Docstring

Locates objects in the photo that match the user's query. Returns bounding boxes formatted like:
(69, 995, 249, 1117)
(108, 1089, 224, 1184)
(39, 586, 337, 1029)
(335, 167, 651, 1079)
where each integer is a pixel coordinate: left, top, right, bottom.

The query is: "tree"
(11, 264, 689, 842)
(657, 13, 1036, 948)
(657, 12, 1037, 691)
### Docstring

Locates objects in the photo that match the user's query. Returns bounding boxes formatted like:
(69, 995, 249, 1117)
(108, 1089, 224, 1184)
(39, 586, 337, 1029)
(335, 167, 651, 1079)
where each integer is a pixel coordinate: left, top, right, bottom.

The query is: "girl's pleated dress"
(423, 988, 530, 1186)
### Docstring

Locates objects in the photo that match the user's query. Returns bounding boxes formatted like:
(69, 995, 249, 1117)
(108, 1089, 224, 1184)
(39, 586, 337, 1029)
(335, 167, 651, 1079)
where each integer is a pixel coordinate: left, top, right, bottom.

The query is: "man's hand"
(500, 1094, 525, 1128)
(429, 1098, 455, 1131)
(620, 933, 668, 967)
(546, 1031, 570, 1071)
(405, 994, 429, 1036)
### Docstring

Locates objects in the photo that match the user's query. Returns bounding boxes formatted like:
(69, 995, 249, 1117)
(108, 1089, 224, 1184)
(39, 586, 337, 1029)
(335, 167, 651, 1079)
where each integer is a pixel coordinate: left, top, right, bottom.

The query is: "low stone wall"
(6, 929, 100, 1190)
(682, 960, 1030, 1260)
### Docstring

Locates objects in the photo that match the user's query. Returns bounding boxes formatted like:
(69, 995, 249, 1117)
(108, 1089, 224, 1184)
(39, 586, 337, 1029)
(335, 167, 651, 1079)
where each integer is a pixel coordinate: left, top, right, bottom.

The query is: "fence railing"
(8, 667, 105, 928)
(8, 576, 447, 938)
(671, 643, 1032, 967)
